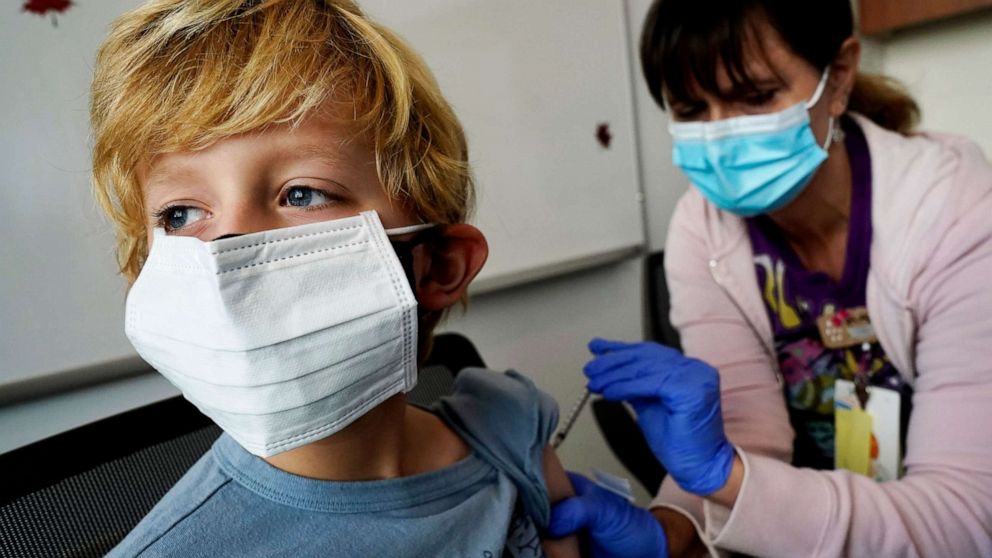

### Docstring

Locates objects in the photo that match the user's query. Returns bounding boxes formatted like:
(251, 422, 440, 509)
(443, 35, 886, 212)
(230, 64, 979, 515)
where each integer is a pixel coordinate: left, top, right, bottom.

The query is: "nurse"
(549, 0, 992, 556)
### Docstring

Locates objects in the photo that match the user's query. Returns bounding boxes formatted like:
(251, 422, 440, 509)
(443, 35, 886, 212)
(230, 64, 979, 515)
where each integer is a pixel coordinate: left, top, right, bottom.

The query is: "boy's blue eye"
(285, 186, 332, 208)
(158, 206, 207, 232)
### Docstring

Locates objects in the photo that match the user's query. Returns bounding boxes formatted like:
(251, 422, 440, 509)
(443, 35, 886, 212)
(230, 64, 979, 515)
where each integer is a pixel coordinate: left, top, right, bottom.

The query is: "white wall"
(0, 0, 143, 386)
(876, 10, 992, 155)
(626, 0, 688, 252)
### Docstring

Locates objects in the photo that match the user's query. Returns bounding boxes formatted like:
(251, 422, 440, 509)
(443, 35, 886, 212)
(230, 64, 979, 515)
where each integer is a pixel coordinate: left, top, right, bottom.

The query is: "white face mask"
(125, 211, 431, 457)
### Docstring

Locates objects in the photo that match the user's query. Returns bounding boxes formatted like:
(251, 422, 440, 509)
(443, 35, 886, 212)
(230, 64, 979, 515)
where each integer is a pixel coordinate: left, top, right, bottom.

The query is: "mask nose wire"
(209, 222, 434, 243)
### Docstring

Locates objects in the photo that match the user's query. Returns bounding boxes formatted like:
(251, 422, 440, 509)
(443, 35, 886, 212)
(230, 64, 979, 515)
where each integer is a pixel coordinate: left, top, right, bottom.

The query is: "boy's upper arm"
(542, 446, 575, 503)
(541, 445, 582, 558)
(435, 368, 560, 526)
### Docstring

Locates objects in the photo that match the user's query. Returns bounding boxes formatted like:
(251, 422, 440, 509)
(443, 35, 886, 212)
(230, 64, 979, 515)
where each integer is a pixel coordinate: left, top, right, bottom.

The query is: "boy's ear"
(415, 224, 488, 311)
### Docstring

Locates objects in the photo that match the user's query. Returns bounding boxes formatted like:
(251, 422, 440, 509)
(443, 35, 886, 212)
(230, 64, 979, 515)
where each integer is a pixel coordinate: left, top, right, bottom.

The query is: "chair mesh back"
(0, 425, 221, 558)
(407, 364, 455, 409)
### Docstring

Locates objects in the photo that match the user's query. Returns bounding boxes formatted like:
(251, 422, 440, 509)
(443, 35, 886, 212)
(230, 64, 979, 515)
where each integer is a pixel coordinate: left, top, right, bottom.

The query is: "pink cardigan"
(653, 114, 992, 557)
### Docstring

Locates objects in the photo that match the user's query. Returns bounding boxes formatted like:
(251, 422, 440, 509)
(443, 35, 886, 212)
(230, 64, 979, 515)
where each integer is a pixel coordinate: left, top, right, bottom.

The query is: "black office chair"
(0, 397, 221, 558)
(0, 333, 485, 558)
(590, 251, 675, 496)
(409, 332, 486, 409)
(645, 251, 682, 352)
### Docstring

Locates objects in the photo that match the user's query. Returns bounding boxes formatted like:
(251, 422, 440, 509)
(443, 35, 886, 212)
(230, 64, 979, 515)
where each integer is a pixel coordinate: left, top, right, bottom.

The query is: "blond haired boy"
(90, 1, 577, 556)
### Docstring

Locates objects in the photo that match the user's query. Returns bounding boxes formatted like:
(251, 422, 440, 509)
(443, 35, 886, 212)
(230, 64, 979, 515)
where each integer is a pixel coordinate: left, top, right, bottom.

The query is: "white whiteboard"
(0, 1, 644, 397)
(0, 0, 148, 398)
(358, 1, 645, 291)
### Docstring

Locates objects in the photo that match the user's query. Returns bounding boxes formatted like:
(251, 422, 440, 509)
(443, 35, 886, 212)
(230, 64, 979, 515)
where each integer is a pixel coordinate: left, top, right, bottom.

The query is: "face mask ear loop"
(385, 223, 435, 237)
(805, 68, 835, 151)
(388, 228, 443, 330)
(821, 116, 837, 151)
(805, 68, 831, 110)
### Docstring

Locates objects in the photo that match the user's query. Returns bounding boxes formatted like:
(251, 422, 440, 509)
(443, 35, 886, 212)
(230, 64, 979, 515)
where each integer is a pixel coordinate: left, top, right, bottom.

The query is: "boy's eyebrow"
(144, 162, 196, 192)
(293, 143, 347, 166)
(142, 142, 351, 201)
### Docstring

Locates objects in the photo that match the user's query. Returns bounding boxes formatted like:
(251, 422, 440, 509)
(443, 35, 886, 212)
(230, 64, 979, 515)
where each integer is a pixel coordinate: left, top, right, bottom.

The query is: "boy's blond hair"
(91, 0, 474, 282)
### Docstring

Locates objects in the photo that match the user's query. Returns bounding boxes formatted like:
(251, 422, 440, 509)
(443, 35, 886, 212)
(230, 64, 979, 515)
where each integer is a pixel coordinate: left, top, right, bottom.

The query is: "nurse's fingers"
(597, 376, 668, 404)
(547, 497, 594, 538)
(588, 338, 636, 355)
(566, 471, 596, 495)
(583, 350, 638, 378)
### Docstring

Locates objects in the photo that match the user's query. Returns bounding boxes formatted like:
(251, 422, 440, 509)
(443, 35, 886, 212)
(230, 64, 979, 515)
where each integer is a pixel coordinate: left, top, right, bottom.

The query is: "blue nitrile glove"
(548, 472, 668, 558)
(584, 338, 736, 496)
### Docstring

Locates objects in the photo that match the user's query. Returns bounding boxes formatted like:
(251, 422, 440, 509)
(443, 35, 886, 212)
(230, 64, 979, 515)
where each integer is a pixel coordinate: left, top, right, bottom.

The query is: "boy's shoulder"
(108, 444, 232, 557)
(434, 367, 560, 528)
(438, 367, 559, 437)
(436, 367, 559, 445)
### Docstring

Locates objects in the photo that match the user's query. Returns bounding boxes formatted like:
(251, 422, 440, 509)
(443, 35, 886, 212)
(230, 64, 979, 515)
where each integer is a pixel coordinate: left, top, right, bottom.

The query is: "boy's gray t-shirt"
(109, 368, 560, 558)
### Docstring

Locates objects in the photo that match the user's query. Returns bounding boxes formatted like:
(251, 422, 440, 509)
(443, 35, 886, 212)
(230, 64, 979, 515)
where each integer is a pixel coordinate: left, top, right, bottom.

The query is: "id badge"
(835, 379, 902, 481)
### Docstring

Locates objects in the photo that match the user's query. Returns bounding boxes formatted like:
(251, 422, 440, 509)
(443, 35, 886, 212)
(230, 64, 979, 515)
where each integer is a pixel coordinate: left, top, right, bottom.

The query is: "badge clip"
(817, 307, 877, 350)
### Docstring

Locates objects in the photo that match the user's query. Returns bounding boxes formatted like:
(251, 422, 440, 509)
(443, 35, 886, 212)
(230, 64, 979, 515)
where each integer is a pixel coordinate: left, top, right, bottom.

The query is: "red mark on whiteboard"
(596, 123, 612, 149)
(23, 0, 73, 27)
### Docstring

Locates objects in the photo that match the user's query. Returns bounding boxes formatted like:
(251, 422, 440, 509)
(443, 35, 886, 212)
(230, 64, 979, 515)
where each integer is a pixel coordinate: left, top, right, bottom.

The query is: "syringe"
(551, 389, 591, 449)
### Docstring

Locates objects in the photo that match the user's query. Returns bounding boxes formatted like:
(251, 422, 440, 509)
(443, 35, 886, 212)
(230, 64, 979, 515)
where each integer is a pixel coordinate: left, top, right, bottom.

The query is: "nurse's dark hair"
(640, 0, 920, 134)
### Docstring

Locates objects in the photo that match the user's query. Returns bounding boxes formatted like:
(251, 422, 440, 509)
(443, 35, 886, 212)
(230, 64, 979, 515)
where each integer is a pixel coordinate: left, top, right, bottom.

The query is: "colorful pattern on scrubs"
(746, 117, 911, 470)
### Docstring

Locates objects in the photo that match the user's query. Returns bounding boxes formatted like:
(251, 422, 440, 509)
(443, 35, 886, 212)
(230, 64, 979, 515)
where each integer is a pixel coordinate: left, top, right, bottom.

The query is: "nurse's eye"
(744, 89, 777, 107)
(672, 103, 705, 120)
(283, 186, 336, 208)
(154, 205, 208, 232)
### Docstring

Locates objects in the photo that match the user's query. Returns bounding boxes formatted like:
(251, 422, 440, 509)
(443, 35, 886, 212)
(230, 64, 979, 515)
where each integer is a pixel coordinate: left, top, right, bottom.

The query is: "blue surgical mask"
(669, 70, 835, 217)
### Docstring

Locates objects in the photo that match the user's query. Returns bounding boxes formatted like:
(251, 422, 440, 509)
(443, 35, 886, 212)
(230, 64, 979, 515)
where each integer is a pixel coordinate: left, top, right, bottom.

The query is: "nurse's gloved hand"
(585, 339, 735, 496)
(548, 472, 668, 558)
